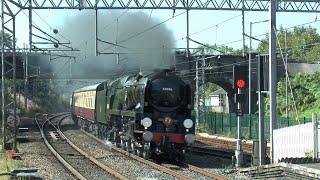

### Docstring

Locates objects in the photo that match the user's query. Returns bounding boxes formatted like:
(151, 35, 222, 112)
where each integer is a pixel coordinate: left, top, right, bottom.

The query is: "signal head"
(233, 65, 248, 90)
(236, 79, 246, 89)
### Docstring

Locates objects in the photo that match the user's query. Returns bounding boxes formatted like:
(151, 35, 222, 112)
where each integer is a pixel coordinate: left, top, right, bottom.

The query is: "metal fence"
(195, 111, 312, 140)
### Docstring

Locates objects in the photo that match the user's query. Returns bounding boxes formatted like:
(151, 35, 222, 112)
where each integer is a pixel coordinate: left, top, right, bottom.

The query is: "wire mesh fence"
(194, 111, 312, 140)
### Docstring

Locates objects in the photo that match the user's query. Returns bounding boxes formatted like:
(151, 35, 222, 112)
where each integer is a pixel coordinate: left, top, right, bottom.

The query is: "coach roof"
(74, 82, 103, 93)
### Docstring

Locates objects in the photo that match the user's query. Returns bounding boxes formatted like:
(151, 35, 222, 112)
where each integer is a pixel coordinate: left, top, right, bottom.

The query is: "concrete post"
(258, 91, 265, 165)
(312, 113, 318, 159)
(269, 0, 277, 163)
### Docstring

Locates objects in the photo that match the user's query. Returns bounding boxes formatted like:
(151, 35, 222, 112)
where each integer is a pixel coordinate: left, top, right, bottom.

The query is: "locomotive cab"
(141, 71, 194, 161)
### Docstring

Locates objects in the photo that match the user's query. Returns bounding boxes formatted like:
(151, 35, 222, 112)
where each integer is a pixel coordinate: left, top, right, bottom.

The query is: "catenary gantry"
(7, 0, 320, 12)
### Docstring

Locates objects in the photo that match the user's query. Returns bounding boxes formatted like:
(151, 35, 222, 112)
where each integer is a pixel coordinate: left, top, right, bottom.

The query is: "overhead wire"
(20, 9, 76, 54)
(19, 7, 320, 81)
(21, 0, 72, 43)
(101, 9, 130, 31)
(173, 48, 294, 78)
(18, 8, 79, 78)
(218, 17, 320, 47)
(164, 12, 246, 48)
(177, 61, 287, 79)
(173, 58, 250, 75)
(99, 10, 187, 53)
(274, 26, 300, 122)
(177, 18, 319, 120)
(22, 8, 244, 59)
(75, 9, 131, 54)
(119, 10, 185, 44)
(21, 0, 131, 58)
(98, 11, 246, 55)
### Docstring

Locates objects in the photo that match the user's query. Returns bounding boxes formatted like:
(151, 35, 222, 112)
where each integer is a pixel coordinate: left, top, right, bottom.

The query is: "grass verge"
(0, 151, 22, 180)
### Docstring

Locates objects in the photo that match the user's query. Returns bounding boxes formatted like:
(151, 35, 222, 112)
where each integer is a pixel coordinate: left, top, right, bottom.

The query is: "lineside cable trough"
(9, 168, 38, 178)
(239, 163, 320, 179)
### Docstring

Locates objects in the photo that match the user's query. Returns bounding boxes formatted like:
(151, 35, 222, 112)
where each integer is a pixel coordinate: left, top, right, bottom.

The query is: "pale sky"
(11, 6, 320, 52)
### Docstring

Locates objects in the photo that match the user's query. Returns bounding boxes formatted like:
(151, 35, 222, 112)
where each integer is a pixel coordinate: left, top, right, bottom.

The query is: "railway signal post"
(233, 65, 248, 167)
(257, 55, 269, 165)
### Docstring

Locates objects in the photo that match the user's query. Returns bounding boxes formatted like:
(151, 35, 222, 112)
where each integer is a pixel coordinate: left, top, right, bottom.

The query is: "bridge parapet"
(174, 52, 316, 114)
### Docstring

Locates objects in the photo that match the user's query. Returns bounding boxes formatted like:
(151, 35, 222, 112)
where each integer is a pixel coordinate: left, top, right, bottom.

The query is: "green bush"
(277, 72, 320, 118)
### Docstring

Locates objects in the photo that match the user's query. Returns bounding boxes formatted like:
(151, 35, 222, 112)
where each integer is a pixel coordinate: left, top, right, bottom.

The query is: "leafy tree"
(195, 43, 246, 56)
(257, 26, 320, 62)
(25, 79, 69, 113)
(204, 83, 219, 99)
(277, 72, 320, 117)
(0, 30, 13, 48)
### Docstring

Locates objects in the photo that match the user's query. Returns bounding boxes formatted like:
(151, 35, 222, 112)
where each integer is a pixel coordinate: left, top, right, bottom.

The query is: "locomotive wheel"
(130, 140, 134, 153)
(115, 132, 121, 147)
(142, 151, 149, 159)
(94, 125, 98, 137)
(120, 138, 125, 149)
(125, 141, 128, 151)
(135, 148, 142, 156)
(176, 153, 185, 163)
(125, 140, 130, 152)
(133, 149, 137, 155)
(142, 143, 150, 159)
(97, 126, 101, 138)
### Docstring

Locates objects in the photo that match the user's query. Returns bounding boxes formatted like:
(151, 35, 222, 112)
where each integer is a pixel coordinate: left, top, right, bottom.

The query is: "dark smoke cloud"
(50, 10, 175, 79)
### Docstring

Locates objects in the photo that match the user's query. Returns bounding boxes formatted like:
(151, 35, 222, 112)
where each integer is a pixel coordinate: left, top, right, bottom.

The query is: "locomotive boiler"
(71, 70, 194, 161)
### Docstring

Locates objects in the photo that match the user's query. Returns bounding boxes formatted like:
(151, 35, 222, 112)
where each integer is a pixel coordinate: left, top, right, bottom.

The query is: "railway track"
(195, 135, 270, 156)
(35, 113, 128, 180)
(190, 144, 252, 163)
(79, 128, 226, 180)
(190, 144, 235, 159)
(159, 162, 227, 179)
(185, 164, 225, 180)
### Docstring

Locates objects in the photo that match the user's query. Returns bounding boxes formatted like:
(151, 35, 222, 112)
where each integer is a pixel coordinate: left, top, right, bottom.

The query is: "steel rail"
(34, 113, 86, 180)
(80, 128, 192, 180)
(186, 164, 226, 180)
(36, 113, 128, 180)
(189, 145, 235, 159)
(56, 117, 128, 180)
(195, 136, 271, 155)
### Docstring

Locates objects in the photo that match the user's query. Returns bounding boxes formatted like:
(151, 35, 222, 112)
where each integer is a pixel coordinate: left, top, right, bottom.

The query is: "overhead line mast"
(269, 0, 277, 164)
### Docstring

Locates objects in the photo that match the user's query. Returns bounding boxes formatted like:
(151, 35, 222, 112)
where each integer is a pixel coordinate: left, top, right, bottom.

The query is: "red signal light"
(236, 79, 246, 89)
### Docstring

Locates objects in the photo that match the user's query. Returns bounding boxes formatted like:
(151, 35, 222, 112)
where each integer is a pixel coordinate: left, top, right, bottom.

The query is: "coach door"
(96, 83, 107, 123)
